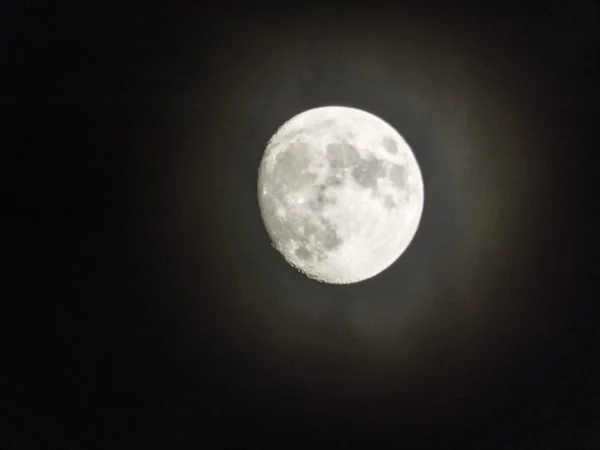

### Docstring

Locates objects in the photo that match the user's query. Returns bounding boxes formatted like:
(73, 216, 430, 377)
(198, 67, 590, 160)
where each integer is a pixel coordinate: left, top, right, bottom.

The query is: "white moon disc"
(257, 106, 424, 284)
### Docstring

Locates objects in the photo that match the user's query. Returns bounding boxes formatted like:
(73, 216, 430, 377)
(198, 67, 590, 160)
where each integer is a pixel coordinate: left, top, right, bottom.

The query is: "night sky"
(6, 1, 599, 448)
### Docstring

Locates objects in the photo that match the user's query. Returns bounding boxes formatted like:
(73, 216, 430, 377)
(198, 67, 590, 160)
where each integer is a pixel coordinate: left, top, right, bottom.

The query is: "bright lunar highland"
(257, 106, 424, 284)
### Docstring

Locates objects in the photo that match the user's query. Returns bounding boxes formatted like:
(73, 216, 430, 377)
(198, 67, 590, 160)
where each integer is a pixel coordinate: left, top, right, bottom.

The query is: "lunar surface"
(257, 106, 424, 284)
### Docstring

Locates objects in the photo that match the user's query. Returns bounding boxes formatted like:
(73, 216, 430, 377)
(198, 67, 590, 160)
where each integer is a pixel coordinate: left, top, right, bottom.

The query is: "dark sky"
(5, 1, 599, 448)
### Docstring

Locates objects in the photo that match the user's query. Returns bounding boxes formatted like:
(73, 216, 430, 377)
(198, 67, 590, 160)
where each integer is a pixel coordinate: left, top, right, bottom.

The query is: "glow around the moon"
(257, 106, 424, 284)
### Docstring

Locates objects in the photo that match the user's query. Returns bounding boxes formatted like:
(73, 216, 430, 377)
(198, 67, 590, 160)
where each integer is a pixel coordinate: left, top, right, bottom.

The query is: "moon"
(257, 106, 424, 284)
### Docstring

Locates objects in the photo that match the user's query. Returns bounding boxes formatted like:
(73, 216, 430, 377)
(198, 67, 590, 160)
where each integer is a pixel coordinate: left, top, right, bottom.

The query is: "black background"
(4, 1, 599, 448)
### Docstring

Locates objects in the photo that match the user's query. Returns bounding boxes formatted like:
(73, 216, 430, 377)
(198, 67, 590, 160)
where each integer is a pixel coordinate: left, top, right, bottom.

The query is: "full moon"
(257, 106, 424, 284)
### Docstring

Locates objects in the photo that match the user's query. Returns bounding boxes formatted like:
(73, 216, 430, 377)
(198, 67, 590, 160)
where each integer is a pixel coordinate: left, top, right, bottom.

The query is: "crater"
(326, 140, 360, 168)
(295, 246, 313, 261)
(381, 136, 398, 155)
